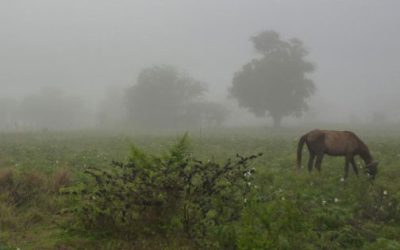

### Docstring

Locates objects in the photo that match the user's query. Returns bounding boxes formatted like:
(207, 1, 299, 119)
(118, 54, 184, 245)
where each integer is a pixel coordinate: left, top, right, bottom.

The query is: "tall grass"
(1, 129, 400, 249)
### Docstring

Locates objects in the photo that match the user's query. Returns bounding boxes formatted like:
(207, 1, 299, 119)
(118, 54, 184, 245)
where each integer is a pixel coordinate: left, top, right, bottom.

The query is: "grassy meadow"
(1, 127, 400, 249)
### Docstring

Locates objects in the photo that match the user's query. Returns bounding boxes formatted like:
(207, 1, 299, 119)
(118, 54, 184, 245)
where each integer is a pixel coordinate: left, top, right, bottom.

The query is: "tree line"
(0, 30, 316, 130)
(124, 30, 315, 129)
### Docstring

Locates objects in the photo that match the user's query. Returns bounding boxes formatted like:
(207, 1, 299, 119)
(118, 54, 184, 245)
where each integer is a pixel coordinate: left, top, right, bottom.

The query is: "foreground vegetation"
(1, 128, 400, 249)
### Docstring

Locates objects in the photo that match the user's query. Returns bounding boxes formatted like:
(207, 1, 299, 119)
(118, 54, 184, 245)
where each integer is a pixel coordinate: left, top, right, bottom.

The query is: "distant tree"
(125, 65, 206, 129)
(184, 101, 229, 128)
(0, 97, 18, 130)
(199, 102, 229, 127)
(229, 30, 316, 127)
(20, 87, 88, 130)
(97, 85, 127, 127)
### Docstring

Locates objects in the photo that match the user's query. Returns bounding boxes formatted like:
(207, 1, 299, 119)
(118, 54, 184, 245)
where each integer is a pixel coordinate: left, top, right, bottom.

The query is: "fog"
(1, 0, 399, 130)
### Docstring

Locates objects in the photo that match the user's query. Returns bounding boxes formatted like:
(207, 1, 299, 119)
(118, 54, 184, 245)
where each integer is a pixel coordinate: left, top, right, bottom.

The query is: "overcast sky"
(1, 0, 399, 122)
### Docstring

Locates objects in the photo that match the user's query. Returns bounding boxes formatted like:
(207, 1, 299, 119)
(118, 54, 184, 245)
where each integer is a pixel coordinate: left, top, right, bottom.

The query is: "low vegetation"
(1, 129, 400, 249)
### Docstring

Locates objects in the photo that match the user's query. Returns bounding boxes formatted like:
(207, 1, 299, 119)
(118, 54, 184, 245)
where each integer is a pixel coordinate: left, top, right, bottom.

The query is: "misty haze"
(1, 0, 399, 130)
(1, 0, 400, 249)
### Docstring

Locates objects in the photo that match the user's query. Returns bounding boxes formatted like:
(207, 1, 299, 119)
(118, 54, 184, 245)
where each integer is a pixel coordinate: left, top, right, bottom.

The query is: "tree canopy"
(125, 65, 227, 129)
(229, 30, 316, 127)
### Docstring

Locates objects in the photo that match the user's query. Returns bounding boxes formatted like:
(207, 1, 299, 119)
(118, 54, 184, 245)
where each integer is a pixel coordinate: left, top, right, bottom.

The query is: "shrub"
(0, 168, 14, 190)
(5, 171, 47, 207)
(63, 134, 261, 247)
(364, 238, 400, 250)
(356, 183, 400, 223)
(52, 169, 72, 193)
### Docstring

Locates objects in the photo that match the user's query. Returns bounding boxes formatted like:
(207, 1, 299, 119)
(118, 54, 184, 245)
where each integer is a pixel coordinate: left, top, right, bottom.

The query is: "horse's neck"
(359, 147, 373, 164)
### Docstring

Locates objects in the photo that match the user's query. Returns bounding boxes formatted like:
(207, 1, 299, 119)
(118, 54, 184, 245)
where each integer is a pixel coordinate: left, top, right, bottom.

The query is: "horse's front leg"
(350, 156, 358, 176)
(344, 155, 351, 179)
(314, 153, 324, 172)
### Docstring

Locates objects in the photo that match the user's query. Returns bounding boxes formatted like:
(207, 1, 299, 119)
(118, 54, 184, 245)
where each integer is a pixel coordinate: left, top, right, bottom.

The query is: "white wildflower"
(244, 171, 252, 177)
(334, 198, 339, 203)
(322, 200, 327, 205)
(340, 177, 345, 182)
(383, 190, 388, 195)
(244, 198, 247, 203)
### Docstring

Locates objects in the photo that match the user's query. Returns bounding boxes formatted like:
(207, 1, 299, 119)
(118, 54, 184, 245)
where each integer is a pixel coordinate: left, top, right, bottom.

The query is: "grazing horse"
(297, 129, 378, 179)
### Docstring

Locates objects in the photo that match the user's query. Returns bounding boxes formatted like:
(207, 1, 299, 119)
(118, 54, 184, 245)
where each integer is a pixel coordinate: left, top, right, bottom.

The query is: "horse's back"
(305, 129, 360, 155)
(305, 129, 325, 141)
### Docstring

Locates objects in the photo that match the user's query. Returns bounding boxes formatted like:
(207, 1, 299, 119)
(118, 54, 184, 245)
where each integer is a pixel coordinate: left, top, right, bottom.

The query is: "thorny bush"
(62, 134, 261, 247)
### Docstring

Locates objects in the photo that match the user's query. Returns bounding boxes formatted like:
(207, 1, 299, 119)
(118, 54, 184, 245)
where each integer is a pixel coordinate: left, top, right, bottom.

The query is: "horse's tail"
(297, 134, 307, 169)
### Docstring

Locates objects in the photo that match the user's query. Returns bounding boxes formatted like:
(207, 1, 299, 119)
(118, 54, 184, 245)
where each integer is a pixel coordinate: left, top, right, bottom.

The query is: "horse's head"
(366, 161, 379, 180)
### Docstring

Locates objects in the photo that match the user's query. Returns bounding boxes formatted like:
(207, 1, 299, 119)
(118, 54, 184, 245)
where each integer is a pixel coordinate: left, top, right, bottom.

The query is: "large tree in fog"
(125, 65, 207, 129)
(229, 30, 315, 127)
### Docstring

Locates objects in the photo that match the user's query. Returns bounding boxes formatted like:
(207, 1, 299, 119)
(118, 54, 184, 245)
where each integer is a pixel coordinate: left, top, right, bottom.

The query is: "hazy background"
(1, 0, 399, 130)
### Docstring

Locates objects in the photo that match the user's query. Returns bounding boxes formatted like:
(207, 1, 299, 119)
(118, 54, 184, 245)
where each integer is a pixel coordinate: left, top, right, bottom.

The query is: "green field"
(1, 128, 400, 249)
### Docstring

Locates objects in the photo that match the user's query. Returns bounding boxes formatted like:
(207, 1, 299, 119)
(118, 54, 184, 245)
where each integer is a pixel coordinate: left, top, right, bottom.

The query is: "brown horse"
(297, 129, 378, 179)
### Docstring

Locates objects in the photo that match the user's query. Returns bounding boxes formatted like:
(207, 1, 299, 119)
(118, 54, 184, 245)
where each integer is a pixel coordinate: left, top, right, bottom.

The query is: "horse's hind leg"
(350, 156, 358, 176)
(308, 152, 315, 172)
(314, 153, 324, 172)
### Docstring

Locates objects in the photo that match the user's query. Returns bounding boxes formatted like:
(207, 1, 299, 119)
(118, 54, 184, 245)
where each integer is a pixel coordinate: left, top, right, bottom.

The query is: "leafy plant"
(63, 134, 261, 247)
